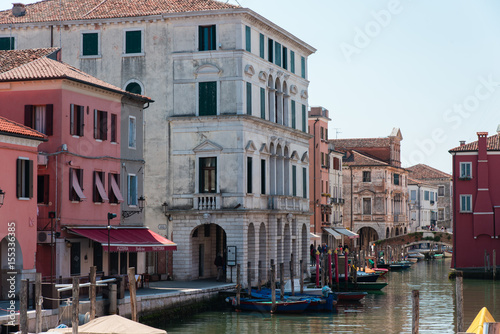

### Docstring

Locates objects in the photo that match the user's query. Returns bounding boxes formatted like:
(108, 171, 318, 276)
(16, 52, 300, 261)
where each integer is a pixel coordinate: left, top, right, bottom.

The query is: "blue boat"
(249, 287, 337, 312)
(225, 296, 310, 313)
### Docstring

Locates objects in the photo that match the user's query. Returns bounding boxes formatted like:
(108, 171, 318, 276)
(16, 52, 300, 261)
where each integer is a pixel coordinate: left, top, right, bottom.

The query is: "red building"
(0, 49, 174, 280)
(449, 132, 500, 274)
(0, 116, 46, 298)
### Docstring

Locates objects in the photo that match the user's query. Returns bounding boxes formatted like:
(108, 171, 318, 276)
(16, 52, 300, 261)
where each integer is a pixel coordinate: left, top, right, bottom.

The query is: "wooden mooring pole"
(299, 259, 304, 294)
(290, 253, 295, 296)
(280, 263, 285, 301)
(89, 266, 96, 320)
(271, 263, 276, 313)
(35, 273, 42, 334)
(247, 261, 251, 297)
(72, 277, 79, 334)
(20, 279, 28, 334)
(127, 267, 137, 322)
(236, 264, 241, 306)
(412, 290, 419, 334)
(456, 271, 464, 333)
(258, 260, 262, 291)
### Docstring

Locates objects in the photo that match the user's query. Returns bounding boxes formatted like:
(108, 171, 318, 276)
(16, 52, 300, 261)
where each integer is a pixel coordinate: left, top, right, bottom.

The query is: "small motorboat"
(408, 252, 425, 259)
(336, 291, 368, 301)
(225, 296, 310, 313)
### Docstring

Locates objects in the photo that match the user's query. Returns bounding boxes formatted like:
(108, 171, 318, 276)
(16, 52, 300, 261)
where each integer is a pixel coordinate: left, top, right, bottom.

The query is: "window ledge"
(459, 177, 472, 181)
(80, 55, 102, 59)
(122, 52, 145, 57)
(18, 197, 30, 201)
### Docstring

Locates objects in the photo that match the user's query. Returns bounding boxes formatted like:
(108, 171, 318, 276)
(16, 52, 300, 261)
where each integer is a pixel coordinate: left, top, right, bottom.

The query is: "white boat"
(443, 250, 453, 258)
(407, 252, 425, 259)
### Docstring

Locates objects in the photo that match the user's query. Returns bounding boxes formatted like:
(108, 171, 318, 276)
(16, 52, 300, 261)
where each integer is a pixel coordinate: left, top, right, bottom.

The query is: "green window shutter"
(290, 51, 295, 74)
(0, 37, 14, 50)
(274, 41, 281, 66)
(199, 82, 217, 116)
(261, 159, 266, 194)
(246, 82, 252, 115)
(260, 87, 266, 119)
(198, 26, 204, 50)
(283, 47, 287, 70)
(247, 157, 253, 193)
(292, 165, 297, 197)
(291, 100, 296, 129)
(302, 104, 306, 132)
(259, 33, 265, 58)
(301, 56, 306, 78)
(245, 26, 251, 52)
(125, 30, 141, 54)
(302, 167, 307, 199)
(82, 33, 98, 56)
(211, 25, 217, 50)
(268, 38, 273, 62)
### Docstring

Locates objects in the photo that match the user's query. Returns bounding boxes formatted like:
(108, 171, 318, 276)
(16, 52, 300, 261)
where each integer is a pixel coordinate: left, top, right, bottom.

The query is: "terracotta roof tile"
(330, 137, 390, 150)
(407, 164, 451, 180)
(0, 48, 59, 73)
(0, 0, 239, 24)
(0, 54, 151, 101)
(0, 115, 47, 140)
(449, 133, 500, 152)
(343, 150, 388, 167)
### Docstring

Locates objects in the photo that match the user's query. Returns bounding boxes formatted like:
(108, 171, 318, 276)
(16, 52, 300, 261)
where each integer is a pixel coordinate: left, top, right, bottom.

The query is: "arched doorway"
(0, 236, 23, 298)
(386, 227, 390, 239)
(358, 227, 379, 250)
(190, 224, 226, 280)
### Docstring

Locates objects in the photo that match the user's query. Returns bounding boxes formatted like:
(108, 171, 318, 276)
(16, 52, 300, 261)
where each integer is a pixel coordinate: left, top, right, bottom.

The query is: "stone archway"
(190, 224, 226, 280)
(358, 226, 379, 250)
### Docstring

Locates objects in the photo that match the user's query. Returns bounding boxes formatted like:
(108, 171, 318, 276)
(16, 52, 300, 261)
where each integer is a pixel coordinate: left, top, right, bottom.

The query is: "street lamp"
(0, 188, 5, 208)
(121, 196, 146, 218)
(107, 212, 117, 275)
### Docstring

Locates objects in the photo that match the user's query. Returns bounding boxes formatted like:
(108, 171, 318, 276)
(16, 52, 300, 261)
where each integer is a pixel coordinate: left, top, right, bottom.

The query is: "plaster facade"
(408, 179, 438, 232)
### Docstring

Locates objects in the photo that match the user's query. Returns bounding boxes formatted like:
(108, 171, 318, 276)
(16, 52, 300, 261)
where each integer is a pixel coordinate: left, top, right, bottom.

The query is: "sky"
(1, 0, 500, 174)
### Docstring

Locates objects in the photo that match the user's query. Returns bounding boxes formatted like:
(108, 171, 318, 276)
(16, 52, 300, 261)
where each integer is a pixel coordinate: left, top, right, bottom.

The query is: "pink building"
(449, 132, 500, 275)
(0, 116, 46, 298)
(0, 49, 173, 280)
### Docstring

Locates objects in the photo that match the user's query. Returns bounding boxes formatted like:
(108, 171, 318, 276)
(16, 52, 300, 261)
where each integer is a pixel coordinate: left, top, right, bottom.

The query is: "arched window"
(124, 79, 144, 95)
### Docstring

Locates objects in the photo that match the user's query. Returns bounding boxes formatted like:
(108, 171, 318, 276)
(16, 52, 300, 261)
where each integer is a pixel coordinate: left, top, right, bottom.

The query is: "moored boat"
(336, 291, 368, 301)
(225, 296, 310, 313)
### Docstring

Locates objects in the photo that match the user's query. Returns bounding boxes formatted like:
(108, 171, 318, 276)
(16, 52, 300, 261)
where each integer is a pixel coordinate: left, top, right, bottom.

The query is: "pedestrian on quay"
(214, 253, 224, 282)
(310, 244, 316, 265)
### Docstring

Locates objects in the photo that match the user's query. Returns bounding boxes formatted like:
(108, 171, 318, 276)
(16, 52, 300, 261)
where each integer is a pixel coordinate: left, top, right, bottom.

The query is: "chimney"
(496, 124, 500, 135)
(12, 3, 26, 17)
(459, 140, 465, 146)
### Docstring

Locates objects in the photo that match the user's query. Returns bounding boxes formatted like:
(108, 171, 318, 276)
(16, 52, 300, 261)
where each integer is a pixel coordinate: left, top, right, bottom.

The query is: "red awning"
(67, 227, 177, 252)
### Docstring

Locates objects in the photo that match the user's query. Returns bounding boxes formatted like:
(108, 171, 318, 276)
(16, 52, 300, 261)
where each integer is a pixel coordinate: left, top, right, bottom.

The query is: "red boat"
(336, 291, 368, 301)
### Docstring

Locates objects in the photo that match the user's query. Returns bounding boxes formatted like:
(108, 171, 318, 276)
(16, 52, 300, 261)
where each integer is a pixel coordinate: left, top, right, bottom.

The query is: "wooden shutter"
(260, 88, 265, 119)
(290, 51, 295, 74)
(210, 25, 216, 50)
(247, 157, 252, 193)
(268, 38, 273, 62)
(125, 30, 141, 54)
(69, 167, 73, 201)
(70, 104, 75, 135)
(198, 26, 204, 51)
(246, 82, 252, 115)
(28, 159, 33, 198)
(16, 158, 22, 198)
(45, 104, 53, 136)
(261, 159, 266, 195)
(102, 111, 108, 140)
(302, 105, 306, 132)
(291, 101, 296, 129)
(199, 82, 216, 116)
(292, 165, 297, 197)
(259, 34, 264, 59)
(302, 167, 307, 199)
(111, 114, 117, 142)
(24, 105, 33, 128)
(274, 42, 281, 66)
(283, 47, 288, 70)
(93, 171, 98, 202)
(245, 26, 251, 52)
(301, 56, 306, 78)
(78, 106, 85, 136)
(93, 109, 98, 139)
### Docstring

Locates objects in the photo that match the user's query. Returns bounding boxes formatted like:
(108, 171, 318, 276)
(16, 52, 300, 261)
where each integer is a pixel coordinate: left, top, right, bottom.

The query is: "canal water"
(163, 258, 500, 334)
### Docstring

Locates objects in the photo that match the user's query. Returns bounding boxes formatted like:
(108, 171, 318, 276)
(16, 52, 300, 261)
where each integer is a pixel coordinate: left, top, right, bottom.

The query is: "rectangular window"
(460, 194, 472, 212)
(424, 191, 430, 201)
(199, 25, 216, 51)
(93, 171, 108, 203)
(290, 51, 295, 74)
(125, 30, 142, 54)
(301, 56, 306, 78)
(246, 82, 252, 115)
(70, 104, 85, 136)
(0, 36, 15, 50)
(438, 208, 445, 220)
(25, 104, 53, 136)
(430, 192, 435, 202)
(282, 46, 288, 70)
(110, 113, 117, 143)
(438, 185, 445, 197)
(268, 38, 273, 62)
(247, 157, 253, 193)
(291, 100, 296, 129)
(260, 87, 266, 119)
(200, 157, 217, 193)
(410, 190, 416, 202)
(128, 116, 136, 148)
(302, 104, 306, 132)
(363, 198, 372, 215)
(321, 152, 325, 166)
(245, 25, 251, 52)
(82, 32, 99, 56)
(37, 174, 49, 204)
(393, 173, 400, 185)
(325, 129, 328, 140)
(460, 162, 472, 178)
(69, 168, 85, 202)
(128, 174, 138, 206)
(362, 171, 371, 182)
(199, 81, 217, 116)
(259, 33, 265, 59)
(108, 173, 123, 204)
(320, 127, 324, 140)
(16, 158, 33, 199)
(261, 159, 266, 195)
(94, 109, 108, 140)
(292, 165, 297, 197)
(333, 157, 340, 170)
(274, 41, 281, 66)
(302, 167, 307, 199)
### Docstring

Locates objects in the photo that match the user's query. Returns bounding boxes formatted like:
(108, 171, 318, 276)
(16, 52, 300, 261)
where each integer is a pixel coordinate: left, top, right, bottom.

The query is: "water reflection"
(164, 259, 500, 334)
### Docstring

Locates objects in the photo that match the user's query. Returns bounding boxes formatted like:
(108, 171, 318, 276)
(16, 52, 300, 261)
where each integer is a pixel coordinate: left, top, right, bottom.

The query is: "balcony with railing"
(193, 193, 221, 210)
(268, 195, 308, 211)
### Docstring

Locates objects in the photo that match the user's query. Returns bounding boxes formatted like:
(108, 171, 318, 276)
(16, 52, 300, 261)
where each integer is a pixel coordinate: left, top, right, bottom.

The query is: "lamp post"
(107, 213, 117, 275)
(121, 196, 145, 218)
(0, 188, 5, 208)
